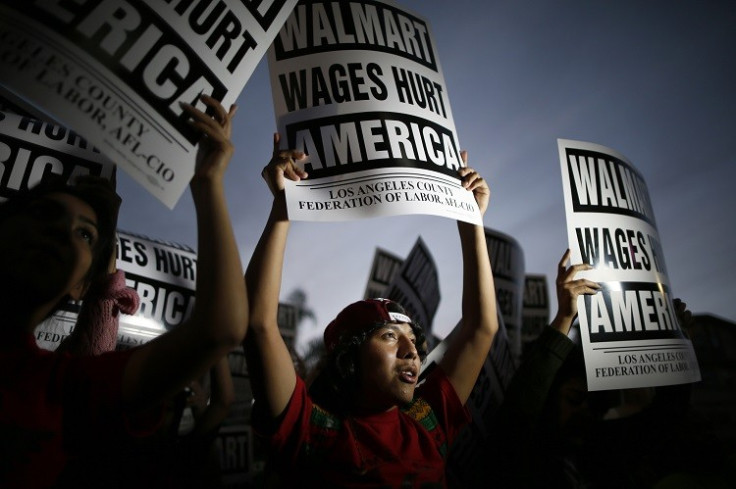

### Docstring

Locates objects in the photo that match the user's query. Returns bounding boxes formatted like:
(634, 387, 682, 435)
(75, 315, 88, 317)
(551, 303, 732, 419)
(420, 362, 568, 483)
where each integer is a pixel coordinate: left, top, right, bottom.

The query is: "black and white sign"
(267, 0, 480, 224)
(558, 138, 700, 390)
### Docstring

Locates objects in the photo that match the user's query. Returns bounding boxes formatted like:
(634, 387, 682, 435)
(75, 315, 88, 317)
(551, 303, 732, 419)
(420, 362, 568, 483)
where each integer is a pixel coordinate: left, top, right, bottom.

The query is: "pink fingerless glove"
(69, 270, 140, 356)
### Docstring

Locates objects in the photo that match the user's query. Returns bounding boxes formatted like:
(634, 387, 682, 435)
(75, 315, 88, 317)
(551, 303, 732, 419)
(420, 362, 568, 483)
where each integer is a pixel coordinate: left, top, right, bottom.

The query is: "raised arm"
(243, 134, 308, 418)
(438, 153, 498, 404)
(122, 96, 248, 409)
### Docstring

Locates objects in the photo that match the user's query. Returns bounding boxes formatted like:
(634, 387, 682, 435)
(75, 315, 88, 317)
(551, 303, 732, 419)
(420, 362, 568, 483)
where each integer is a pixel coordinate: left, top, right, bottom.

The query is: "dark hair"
(0, 174, 121, 296)
(308, 301, 427, 414)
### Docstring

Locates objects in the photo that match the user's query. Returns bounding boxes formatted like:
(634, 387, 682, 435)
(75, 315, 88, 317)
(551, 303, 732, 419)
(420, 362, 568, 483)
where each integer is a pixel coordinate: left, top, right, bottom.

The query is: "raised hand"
(261, 133, 307, 196)
(180, 94, 237, 181)
(552, 249, 601, 334)
(458, 151, 490, 216)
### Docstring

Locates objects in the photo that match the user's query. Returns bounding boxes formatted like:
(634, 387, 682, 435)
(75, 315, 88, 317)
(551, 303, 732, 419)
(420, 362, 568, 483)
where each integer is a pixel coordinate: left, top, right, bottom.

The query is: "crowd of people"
(0, 96, 733, 489)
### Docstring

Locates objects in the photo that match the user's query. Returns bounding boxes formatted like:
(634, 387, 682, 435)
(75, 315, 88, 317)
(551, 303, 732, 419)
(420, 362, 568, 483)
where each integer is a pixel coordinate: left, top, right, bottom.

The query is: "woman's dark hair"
(0, 174, 121, 296)
(307, 301, 427, 414)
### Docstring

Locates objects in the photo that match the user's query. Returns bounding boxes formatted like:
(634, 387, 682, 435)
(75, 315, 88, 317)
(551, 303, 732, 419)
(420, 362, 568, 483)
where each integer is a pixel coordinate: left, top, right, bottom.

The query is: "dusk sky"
(114, 0, 736, 351)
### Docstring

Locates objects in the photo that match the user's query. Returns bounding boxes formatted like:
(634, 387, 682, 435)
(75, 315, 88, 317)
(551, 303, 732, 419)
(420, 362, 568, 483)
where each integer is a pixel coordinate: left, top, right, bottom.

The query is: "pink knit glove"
(58, 270, 140, 356)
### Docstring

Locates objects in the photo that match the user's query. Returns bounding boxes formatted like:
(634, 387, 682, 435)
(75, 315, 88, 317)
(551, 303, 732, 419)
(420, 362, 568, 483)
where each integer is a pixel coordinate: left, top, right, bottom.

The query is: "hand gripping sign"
(558, 138, 700, 391)
(267, 0, 481, 224)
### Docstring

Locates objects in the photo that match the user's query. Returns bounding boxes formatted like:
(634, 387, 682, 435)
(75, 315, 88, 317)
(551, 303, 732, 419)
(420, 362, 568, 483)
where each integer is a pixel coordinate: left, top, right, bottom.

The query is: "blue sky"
(115, 0, 736, 350)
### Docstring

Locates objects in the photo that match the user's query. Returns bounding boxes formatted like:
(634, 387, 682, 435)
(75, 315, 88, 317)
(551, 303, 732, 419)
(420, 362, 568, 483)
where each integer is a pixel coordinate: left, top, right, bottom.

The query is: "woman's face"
(0, 192, 99, 305)
(357, 322, 420, 411)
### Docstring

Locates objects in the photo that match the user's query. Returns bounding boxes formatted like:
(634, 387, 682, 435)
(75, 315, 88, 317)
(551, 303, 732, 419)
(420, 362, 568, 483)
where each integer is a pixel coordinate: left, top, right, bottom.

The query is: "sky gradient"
(115, 0, 736, 351)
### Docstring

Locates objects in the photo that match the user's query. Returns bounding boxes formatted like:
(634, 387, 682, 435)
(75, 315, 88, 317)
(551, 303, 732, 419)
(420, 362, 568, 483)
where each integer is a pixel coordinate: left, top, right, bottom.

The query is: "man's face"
(356, 322, 420, 411)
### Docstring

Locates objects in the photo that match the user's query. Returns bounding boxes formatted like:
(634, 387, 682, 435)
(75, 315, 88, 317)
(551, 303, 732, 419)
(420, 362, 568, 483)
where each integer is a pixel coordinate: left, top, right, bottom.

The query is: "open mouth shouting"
(399, 365, 419, 384)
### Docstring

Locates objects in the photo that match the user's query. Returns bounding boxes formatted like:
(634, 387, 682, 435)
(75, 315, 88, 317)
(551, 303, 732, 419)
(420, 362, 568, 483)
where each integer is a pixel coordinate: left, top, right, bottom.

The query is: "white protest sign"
(267, 0, 481, 224)
(558, 139, 700, 390)
(0, 110, 116, 202)
(0, 0, 297, 208)
(115, 230, 198, 345)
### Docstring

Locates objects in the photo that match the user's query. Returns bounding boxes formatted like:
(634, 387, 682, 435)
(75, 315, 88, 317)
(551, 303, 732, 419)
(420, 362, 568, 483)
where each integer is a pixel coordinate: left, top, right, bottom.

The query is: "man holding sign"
(0, 96, 246, 488)
(243, 135, 497, 487)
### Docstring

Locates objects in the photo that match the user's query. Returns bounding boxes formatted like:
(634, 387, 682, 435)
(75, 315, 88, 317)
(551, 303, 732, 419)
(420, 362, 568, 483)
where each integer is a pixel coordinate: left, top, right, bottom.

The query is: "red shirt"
(255, 367, 470, 488)
(0, 333, 151, 488)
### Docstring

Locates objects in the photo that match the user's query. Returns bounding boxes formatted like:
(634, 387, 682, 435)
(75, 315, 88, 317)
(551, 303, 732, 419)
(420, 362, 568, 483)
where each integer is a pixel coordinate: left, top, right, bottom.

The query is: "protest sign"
(485, 227, 525, 363)
(558, 139, 700, 390)
(267, 0, 481, 224)
(277, 301, 299, 350)
(216, 425, 253, 487)
(0, 0, 297, 208)
(522, 274, 549, 356)
(382, 236, 440, 344)
(0, 110, 116, 202)
(363, 247, 403, 299)
(35, 230, 198, 351)
(115, 230, 198, 342)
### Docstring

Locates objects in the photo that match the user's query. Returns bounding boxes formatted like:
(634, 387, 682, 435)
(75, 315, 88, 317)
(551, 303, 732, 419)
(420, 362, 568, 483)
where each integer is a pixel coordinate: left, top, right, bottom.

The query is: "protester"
(51, 236, 142, 487)
(490, 249, 735, 489)
(489, 249, 602, 488)
(243, 134, 498, 488)
(0, 95, 247, 488)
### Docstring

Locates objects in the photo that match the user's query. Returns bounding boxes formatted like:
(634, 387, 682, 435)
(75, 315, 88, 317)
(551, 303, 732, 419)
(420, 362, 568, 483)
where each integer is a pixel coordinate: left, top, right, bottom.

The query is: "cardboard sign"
(363, 247, 403, 299)
(0, 0, 297, 208)
(267, 0, 481, 224)
(522, 274, 549, 354)
(0, 110, 115, 202)
(485, 227, 525, 363)
(383, 236, 440, 342)
(558, 138, 700, 390)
